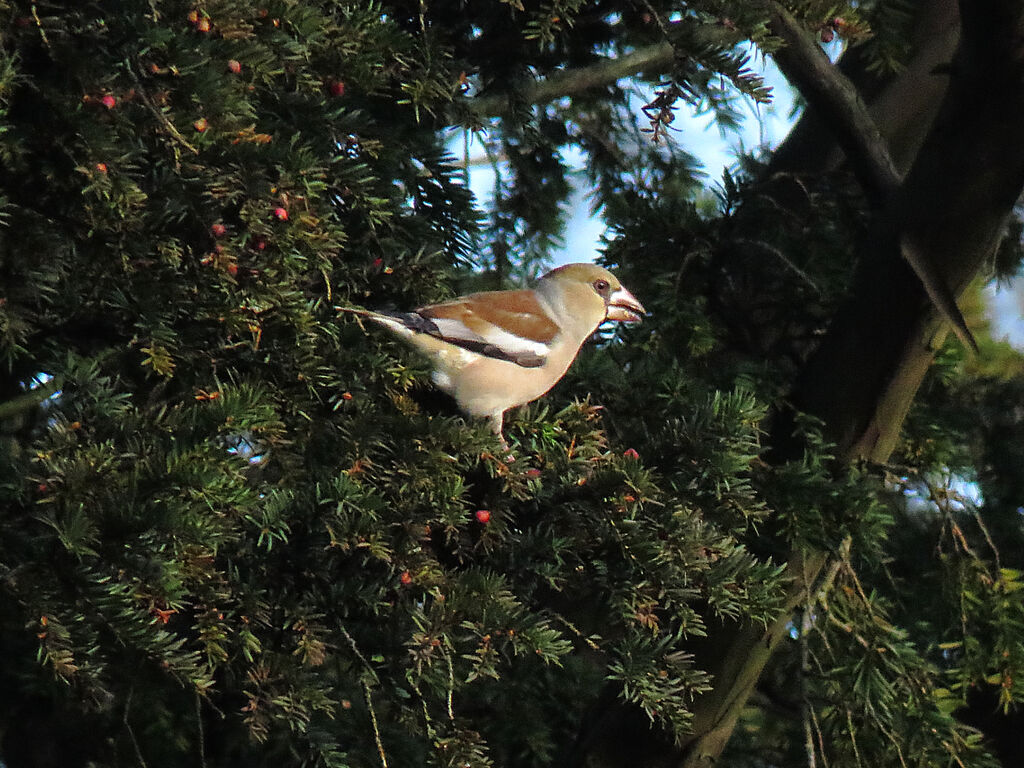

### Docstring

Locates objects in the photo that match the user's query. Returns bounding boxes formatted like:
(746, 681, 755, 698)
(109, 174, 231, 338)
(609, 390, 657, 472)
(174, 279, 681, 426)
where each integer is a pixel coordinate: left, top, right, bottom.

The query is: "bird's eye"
(593, 279, 610, 295)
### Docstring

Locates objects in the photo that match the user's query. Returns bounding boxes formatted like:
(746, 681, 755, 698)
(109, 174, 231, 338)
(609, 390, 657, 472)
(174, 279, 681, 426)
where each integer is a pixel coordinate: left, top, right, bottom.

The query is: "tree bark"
(575, 1, 1024, 766)
(770, 0, 961, 177)
(688, 3, 1024, 766)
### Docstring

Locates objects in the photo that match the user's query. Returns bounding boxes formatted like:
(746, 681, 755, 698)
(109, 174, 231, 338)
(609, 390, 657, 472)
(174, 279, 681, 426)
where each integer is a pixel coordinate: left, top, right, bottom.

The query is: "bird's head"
(536, 263, 646, 334)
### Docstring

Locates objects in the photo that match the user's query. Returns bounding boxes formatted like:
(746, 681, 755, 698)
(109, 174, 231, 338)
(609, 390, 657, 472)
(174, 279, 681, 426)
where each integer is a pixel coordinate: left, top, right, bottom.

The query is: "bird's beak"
(605, 286, 646, 323)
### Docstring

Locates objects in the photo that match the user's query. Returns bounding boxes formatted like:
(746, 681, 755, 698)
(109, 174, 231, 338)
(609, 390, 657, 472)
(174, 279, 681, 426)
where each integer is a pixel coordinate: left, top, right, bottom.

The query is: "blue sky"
(457, 49, 798, 266)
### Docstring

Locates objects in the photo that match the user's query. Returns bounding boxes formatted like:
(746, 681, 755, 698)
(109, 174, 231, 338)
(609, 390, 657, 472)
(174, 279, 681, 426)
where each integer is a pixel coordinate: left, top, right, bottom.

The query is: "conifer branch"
(127, 60, 200, 162)
(468, 42, 674, 117)
(0, 376, 62, 421)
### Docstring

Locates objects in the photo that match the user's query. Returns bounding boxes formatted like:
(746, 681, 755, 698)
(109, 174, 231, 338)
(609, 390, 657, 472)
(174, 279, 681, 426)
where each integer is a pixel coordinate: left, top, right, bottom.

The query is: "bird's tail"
(336, 306, 438, 338)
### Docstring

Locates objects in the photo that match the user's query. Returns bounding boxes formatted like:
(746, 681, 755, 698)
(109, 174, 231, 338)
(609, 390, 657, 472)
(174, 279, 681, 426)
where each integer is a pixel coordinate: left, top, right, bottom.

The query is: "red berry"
(273, 207, 288, 221)
(474, 509, 491, 524)
(211, 223, 227, 237)
(400, 571, 412, 586)
(95, 162, 108, 173)
(525, 468, 541, 478)
(101, 94, 116, 109)
(227, 59, 242, 74)
(623, 448, 640, 460)
(193, 117, 208, 132)
(329, 80, 346, 97)
(255, 239, 267, 251)
(226, 263, 238, 277)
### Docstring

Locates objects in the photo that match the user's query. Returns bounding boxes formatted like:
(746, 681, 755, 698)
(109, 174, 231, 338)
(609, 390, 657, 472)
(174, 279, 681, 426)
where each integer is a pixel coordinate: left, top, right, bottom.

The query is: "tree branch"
(769, 0, 960, 177)
(0, 377, 62, 422)
(764, 1, 900, 204)
(467, 42, 674, 118)
(764, 0, 976, 351)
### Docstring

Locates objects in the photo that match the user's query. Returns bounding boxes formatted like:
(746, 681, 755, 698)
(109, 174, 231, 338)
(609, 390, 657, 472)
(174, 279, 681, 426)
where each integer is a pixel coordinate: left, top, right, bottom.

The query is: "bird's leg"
(488, 412, 514, 461)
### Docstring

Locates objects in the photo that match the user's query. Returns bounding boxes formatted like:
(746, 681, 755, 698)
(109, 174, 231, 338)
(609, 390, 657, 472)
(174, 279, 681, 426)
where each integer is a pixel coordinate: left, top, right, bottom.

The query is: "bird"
(338, 263, 646, 446)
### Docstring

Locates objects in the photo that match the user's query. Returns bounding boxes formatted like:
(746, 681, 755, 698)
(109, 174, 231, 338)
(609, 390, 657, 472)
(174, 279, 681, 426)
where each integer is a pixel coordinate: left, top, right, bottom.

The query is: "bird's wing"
(415, 290, 559, 368)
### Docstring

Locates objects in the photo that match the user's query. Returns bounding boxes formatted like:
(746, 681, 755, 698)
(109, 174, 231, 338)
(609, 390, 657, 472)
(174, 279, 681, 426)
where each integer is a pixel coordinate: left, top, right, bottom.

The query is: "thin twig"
(844, 707, 865, 768)
(800, 607, 818, 768)
(123, 687, 149, 768)
(31, 4, 49, 47)
(126, 60, 199, 163)
(195, 691, 207, 768)
(972, 508, 1002, 571)
(446, 653, 455, 721)
(730, 237, 822, 294)
(362, 679, 388, 768)
(810, 704, 830, 768)
(340, 623, 389, 768)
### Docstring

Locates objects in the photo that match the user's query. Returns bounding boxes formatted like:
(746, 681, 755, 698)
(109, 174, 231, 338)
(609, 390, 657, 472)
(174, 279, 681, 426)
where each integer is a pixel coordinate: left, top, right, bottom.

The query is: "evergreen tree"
(1, 2, 1024, 767)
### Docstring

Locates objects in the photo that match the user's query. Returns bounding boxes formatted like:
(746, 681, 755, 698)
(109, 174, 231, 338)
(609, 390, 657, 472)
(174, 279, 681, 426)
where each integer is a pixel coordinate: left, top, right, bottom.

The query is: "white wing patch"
(428, 318, 550, 360)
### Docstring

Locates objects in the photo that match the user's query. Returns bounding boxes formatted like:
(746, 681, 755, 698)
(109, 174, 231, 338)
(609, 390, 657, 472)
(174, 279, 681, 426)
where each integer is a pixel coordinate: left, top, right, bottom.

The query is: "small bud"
(193, 117, 208, 132)
(273, 207, 288, 221)
(400, 571, 412, 586)
(474, 509, 491, 524)
(227, 59, 242, 74)
(101, 94, 116, 109)
(211, 223, 227, 237)
(196, 16, 211, 32)
(95, 162, 108, 173)
(623, 448, 640, 460)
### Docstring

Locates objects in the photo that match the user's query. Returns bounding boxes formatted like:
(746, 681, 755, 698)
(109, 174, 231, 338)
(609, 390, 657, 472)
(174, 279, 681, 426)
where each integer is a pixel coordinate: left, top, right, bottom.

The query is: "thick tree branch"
(770, 0, 960, 177)
(765, 0, 976, 352)
(467, 42, 674, 118)
(797, 0, 1024, 462)
(578, 3, 1024, 767)
(764, 1, 899, 204)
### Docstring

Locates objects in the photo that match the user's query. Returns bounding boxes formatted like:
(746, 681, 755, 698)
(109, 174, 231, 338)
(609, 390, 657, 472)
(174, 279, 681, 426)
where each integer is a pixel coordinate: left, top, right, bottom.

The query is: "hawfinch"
(340, 263, 645, 442)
